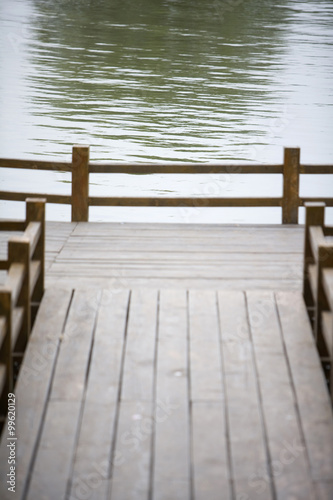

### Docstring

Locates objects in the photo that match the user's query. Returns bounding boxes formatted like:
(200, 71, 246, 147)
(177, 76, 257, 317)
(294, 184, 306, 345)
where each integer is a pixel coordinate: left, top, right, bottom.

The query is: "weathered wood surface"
(0, 288, 331, 500)
(0, 221, 305, 290)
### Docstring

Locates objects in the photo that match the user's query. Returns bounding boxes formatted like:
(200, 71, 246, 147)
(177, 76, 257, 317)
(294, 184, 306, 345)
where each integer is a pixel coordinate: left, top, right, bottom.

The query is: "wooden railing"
(0, 146, 333, 223)
(303, 202, 333, 402)
(0, 198, 45, 430)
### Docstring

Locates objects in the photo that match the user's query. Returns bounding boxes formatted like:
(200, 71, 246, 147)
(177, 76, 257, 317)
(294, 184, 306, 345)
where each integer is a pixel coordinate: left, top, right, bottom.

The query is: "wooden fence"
(0, 146, 332, 223)
(0, 198, 45, 430)
(303, 202, 333, 402)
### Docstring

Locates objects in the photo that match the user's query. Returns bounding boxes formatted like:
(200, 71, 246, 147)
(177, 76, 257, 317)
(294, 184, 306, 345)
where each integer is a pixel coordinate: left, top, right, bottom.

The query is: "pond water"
(0, 0, 332, 223)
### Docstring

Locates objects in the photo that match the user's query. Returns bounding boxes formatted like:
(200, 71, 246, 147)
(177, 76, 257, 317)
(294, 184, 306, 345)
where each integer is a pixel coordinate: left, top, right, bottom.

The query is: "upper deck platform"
(1, 221, 304, 291)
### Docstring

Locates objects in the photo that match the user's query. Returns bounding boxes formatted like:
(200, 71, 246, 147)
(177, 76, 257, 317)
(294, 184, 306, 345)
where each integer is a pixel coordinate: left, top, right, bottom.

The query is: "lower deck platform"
(0, 287, 332, 500)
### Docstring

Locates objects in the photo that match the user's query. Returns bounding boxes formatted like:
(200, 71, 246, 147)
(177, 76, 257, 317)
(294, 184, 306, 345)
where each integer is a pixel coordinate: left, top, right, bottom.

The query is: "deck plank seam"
(186, 290, 195, 500)
(49, 222, 78, 270)
(107, 290, 132, 494)
(148, 290, 160, 500)
(216, 291, 235, 500)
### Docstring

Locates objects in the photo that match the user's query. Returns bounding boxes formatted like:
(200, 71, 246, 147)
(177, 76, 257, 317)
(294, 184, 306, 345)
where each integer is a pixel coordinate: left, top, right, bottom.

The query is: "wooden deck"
(1, 222, 304, 290)
(0, 287, 332, 499)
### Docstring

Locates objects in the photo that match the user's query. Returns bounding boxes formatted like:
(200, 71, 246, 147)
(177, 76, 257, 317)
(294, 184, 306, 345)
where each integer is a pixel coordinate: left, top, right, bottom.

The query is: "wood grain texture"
(50, 288, 101, 401)
(247, 290, 319, 500)
(0, 288, 73, 500)
(152, 289, 190, 500)
(0, 287, 332, 500)
(283, 147, 300, 224)
(217, 291, 272, 500)
(21, 222, 306, 291)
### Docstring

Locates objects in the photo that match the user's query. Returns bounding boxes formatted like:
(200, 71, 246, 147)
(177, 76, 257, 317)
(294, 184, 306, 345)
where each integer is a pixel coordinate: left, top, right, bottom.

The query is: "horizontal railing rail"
(0, 146, 332, 223)
(0, 198, 45, 432)
(303, 202, 333, 402)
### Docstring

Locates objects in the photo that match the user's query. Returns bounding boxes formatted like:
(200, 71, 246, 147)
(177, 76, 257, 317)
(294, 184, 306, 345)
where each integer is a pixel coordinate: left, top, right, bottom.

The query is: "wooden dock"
(0, 146, 333, 498)
(0, 220, 332, 499)
(0, 286, 332, 499)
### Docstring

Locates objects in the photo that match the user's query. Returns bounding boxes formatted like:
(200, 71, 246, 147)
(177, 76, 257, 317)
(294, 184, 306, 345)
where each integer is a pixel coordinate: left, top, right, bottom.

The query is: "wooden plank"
(69, 289, 130, 500)
(191, 402, 231, 500)
(152, 289, 190, 500)
(0, 191, 71, 204)
(4, 263, 25, 306)
(217, 291, 273, 500)
(49, 251, 302, 263)
(12, 306, 24, 348)
(70, 222, 303, 235)
(0, 288, 72, 500)
(0, 363, 6, 395)
(0, 291, 12, 416)
(321, 311, 333, 356)
(0, 157, 71, 171)
(188, 290, 223, 400)
(23, 222, 41, 258)
(26, 400, 81, 500)
(45, 276, 302, 292)
(309, 264, 317, 298)
(120, 289, 158, 401)
(316, 244, 333, 355)
(247, 290, 317, 499)
(89, 196, 282, 208)
(323, 268, 333, 311)
(0, 221, 25, 231)
(0, 317, 6, 348)
(89, 162, 283, 174)
(47, 262, 302, 280)
(189, 291, 231, 499)
(109, 400, 153, 500)
(57, 243, 303, 254)
(303, 203, 325, 307)
(275, 292, 333, 493)
(26, 288, 101, 499)
(8, 237, 30, 353)
(309, 226, 326, 262)
(314, 481, 333, 500)
(29, 260, 41, 298)
(300, 164, 333, 174)
(110, 289, 158, 499)
(50, 288, 101, 401)
(62, 230, 304, 244)
(0, 156, 329, 175)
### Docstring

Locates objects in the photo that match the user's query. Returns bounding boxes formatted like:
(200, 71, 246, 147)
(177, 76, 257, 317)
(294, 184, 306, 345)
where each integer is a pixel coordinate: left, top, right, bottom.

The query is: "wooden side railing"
(303, 202, 333, 402)
(0, 146, 332, 223)
(0, 198, 45, 431)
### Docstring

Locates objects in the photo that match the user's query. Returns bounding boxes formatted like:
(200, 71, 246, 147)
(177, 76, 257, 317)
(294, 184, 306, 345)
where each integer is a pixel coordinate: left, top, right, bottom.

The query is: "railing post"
(26, 198, 46, 306)
(303, 202, 325, 312)
(72, 145, 90, 222)
(8, 238, 30, 354)
(282, 147, 300, 224)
